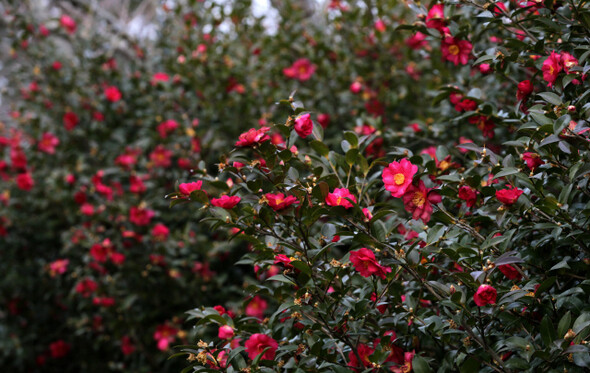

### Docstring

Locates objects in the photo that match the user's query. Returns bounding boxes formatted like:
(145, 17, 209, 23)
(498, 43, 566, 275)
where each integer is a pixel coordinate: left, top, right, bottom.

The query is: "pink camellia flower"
(235, 127, 270, 147)
(522, 152, 544, 171)
(294, 113, 313, 138)
(362, 207, 373, 221)
(495, 186, 523, 205)
(441, 37, 472, 65)
(542, 51, 562, 86)
(473, 284, 497, 306)
(218, 325, 234, 339)
(49, 340, 71, 358)
(104, 86, 122, 102)
(179, 181, 203, 196)
(347, 343, 375, 370)
(245, 295, 267, 319)
(282, 58, 316, 81)
(80, 203, 94, 216)
(382, 158, 418, 198)
(16, 172, 34, 191)
(479, 63, 492, 74)
(425, 4, 445, 30)
(129, 175, 146, 194)
(402, 180, 441, 223)
(157, 119, 179, 138)
(560, 52, 578, 74)
(153, 324, 178, 351)
(498, 264, 522, 281)
(93, 296, 115, 307)
(516, 80, 534, 101)
(129, 206, 155, 226)
(390, 350, 415, 373)
(149, 145, 172, 168)
(265, 193, 299, 211)
(48, 259, 69, 277)
(374, 19, 386, 32)
(211, 195, 241, 209)
(60, 15, 76, 34)
(458, 185, 477, 207)
(350, 247, 391, 279)
(317, 113, 331, 128)
(114, 149, 139, 169)
(38, 133, 60, 154)
(63, 112, 79, 131)
(406, 32, 428, 50)
(151, 223, 170, 241)
(350, 81, 363, 94)
(274, 254, 293, 268)
(325, 188, 357, 209)
(151, 72, 170, 84)
(244, 334, 278, 361)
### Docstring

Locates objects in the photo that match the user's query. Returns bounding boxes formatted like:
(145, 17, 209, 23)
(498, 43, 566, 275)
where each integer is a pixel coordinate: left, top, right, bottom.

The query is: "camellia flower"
(75, 278, 98, 298)
(317, 113, 331, 128)
(48, 259, 69, 277)
(441, 37, 472, 65)
(129, 206, 155, 226)
(522, 152, 544, 171)
(274, 254, 293, 268)
(468, 115, 495, 139)
(347, 343, 375, 371)
(294, 113, 313, 138)
(425, 4, 445, 30)
(245, 295, 267, 319)
(382, 158, 418, 198)
(149, 145, 172, 168)
(63, 111, 79, 131)
(560, 52, 578, 74)
(235, 126, 270, 147)
(350, 248, 391, 279)
(16, 172, 34, 191)
(153, 324, 178, 351)
(151, 223, 170, 241)
(516, 79, 534, 101)
(218, 325, 234, 339)
(458, 185, 477, 207)
(265, 193, 299, 211)
(38, 133, 60, 154)
(325, 188, 357, 209)
(60, 15, 76, 34)
(282, 58, 316, 81)
(157, 119, 179, 139)
(498, 264, 522, 281)
(49, 340, 71, 358)
(104, 86, 122, 102)
(473, 284, 497, 306)
(244, 334, 278, 361)
(495, 186, 523, 205)
(406, 32, 428, 50)
(402, 181, 441, 223)
(151, 72, 170, 84)
(179, 181, 203, 196)
(542, 51, 562, 86)
(211, 195, 241, 209)
(121, 336, 136, 355)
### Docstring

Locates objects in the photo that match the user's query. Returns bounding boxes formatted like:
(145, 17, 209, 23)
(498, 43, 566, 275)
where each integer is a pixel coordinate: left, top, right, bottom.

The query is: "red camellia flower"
(179, 181, 203, 196)
(151, 223, 170, 241)
(157, 119, 179, 138)
(75, 278, 98, 298)
(129, 206, 155, 226)
(468, 115, 495, 138)
(38, 133, 60, 154)
(93, 296, 115, 307)
(49, 340, 71, 358)
(441, 37, 472, 65)
(149, 145, 172, 168)
(473, 284, 497, 306)
(498, 264, 522, 281)
(294, 113, 313, 138)
(382, 158, 418, 198)
(153, 324, 178, 351)
(60, 15, 76, 34)
(104, 85, 122, 102)
(522, 152, 544, 171)
(402, 181, 441, 223)
(274, 254, 293, 268)
(560, 52, 578, 73)
(350, 248, 391, 279)
(282, 58, 316, 81)
(244, 334, 278, 361)
(317, 113, 331, 128)
(120, 336, 136, 355)
(245, 295, 267, 319)
(265, 193, 299, 211)
(495, 186, 523, 205)
(211, 195, 241, 209)
(63, 111, 79, 131)
(406, 31, 428, 50)
(516, 80, 534, 101)
(458, 185, 477, 207)
(151, 72, 170, 84)
(218, 325, 234, 339)
(542, 51, 562, 86)
(16, 172, 34, 191)
(425, 4, 445, 30)
(347, 343, 375, 371)
(325, 188, 357, 209)
(235, 126, 270, 147)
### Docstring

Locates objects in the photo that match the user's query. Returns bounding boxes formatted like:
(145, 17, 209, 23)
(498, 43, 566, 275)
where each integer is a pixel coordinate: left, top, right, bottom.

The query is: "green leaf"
(531, 112, 553, 126)
(538, 92, 563, 106)
(540, 315, 557, 347)
(553, 114, 571, 135)
(412, 355, 433, 373)
(267, 274, 296, 286)
(310, 140, 329, 157)
(493, 167, 520, 178)
(558, 311, 572, 338)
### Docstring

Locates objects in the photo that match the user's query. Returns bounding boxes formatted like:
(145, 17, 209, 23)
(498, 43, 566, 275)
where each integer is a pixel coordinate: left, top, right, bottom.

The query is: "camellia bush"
(168, 1, 590, 372)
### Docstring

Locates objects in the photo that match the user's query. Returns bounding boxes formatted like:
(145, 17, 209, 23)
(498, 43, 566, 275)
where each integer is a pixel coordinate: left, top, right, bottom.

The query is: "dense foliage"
(1, 0, 590, 372)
